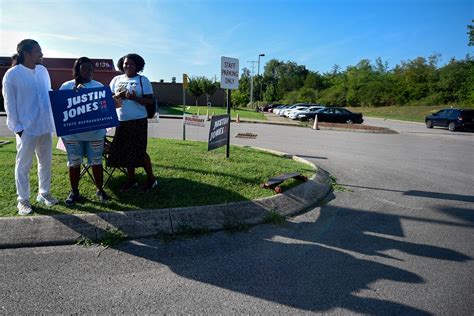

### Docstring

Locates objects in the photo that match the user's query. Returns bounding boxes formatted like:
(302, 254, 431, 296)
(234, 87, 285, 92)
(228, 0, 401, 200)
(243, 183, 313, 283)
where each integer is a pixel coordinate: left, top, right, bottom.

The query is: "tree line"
(231, 54, 474, 108)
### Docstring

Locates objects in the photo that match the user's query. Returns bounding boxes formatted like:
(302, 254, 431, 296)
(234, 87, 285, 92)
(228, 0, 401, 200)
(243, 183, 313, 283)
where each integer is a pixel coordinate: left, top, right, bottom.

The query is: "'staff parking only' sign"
(220, 56, 239, 90)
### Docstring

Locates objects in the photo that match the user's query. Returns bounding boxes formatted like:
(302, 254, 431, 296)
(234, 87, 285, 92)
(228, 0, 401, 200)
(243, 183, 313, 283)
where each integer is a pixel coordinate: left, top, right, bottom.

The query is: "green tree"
(263, 83, 277, 102)
(297, 87, 319, 103)
(391, 55, 440, 105)
(437, 56, 474, 103)
(200, 77, 218, 105)
(231, 67, 251, 107)
(187, 77, 204, 105)
(303, 71, 327, 91)
(231, 90, 249, 107)
(263, 59, 308, 101)
(318, 69, 347, 106)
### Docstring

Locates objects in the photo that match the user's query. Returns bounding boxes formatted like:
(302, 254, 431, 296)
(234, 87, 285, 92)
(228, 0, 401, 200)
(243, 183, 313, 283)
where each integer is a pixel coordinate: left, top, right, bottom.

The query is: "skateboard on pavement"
(260, 172, 308, 193)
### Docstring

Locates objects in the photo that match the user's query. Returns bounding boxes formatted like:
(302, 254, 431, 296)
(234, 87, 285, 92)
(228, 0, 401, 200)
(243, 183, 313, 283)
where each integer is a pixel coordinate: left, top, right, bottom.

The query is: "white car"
(286, 106, 310, 119)
(282, 103, 321, 117)
(280, 104, 301, 117)
(294, 106, 326, 120)
(273, 105, 289, 115)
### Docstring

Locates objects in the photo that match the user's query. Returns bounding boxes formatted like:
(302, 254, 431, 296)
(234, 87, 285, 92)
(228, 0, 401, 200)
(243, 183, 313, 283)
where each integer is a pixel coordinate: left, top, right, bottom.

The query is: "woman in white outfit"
(2, 39, 58, 215)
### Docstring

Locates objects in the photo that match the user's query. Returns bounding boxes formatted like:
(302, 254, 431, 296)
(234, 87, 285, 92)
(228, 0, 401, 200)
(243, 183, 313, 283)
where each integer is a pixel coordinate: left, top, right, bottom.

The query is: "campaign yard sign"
(208, 114, 230, 151)
(49, 87, 119, 137)
(184, 114, 206, 127)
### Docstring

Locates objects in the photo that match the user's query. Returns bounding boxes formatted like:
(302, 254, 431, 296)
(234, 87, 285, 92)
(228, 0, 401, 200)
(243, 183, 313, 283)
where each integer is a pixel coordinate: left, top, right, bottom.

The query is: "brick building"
(152, 81, 226, 107)
(1, 56, 227, 111)
(0, 56, 120, 112)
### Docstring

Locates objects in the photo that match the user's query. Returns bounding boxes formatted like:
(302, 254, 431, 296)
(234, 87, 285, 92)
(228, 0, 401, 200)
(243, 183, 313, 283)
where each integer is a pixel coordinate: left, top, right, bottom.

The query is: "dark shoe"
(142, 179, 158, 193)
(65, 191, 82, 206)
(96, 190, 109, 203)
(120, 180, 138, 192)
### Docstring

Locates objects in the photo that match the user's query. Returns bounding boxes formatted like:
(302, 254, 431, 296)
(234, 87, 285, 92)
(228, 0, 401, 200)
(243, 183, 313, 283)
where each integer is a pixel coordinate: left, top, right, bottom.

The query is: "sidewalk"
(0, 151, 331, 249)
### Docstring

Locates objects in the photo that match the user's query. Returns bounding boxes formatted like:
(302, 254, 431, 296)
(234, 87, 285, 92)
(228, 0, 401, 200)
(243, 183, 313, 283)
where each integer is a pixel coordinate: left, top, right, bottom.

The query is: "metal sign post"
(220, 57, 239, 159)
(182, 73, 189, 140)
(226, 89, 231, 158)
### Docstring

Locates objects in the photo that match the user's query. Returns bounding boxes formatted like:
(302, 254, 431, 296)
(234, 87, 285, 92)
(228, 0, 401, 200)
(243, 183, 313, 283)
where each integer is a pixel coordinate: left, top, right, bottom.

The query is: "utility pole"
(247, 60, 257, 105)
(257, 53, 265, 102)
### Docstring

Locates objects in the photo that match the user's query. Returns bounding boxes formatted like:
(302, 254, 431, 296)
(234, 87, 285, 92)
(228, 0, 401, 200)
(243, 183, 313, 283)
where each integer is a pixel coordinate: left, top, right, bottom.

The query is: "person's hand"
(125, 90, 137, 101)
(115, 90, 127, 99)
(113, 97, 122, 108)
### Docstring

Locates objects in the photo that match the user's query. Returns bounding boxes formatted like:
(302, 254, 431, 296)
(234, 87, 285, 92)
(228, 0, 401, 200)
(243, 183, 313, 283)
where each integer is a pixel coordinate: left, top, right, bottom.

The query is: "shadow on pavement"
(340, 183, 474, 204)
(403, 190, 474, 203)
(47, 193, 470, 314)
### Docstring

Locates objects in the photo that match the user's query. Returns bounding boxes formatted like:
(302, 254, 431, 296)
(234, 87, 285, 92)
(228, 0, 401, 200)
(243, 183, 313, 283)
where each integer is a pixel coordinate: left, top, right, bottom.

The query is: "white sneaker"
(17, 200, 33, 215)
(36, 193, 58, 206)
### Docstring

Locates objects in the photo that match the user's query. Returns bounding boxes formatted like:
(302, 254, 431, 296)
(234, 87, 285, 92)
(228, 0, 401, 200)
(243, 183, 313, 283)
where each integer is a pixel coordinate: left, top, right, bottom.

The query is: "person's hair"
(13, 39, 39, 66)
(117, 53, 145, 73)
(73, 57, 93, 87)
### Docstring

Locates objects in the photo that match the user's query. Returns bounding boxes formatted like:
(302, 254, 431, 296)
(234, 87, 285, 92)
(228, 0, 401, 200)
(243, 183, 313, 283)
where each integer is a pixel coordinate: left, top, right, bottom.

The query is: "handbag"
(139, 75, 158, 119)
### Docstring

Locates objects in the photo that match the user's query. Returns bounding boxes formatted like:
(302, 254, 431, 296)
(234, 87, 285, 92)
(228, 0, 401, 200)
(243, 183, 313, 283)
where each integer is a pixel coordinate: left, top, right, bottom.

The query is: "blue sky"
(1, 0, 472, 82)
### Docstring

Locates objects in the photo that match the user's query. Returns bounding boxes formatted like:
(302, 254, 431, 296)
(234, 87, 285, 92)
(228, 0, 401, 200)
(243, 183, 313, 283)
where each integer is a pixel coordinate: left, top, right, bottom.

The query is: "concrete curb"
(0, 151, 331, 249)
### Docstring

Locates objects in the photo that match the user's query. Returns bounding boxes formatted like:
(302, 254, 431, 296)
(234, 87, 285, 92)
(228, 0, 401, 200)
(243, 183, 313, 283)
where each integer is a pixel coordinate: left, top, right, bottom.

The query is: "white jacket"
(2, 64, 55, 135)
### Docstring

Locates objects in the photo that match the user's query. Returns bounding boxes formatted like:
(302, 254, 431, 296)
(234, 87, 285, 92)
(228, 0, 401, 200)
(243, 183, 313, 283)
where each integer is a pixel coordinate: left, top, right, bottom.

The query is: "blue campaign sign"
(49, 86, 119, 137)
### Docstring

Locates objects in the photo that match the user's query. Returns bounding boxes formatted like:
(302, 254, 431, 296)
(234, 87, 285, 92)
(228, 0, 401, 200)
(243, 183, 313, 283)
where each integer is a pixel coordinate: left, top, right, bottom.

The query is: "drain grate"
(235, 133, 257, 139)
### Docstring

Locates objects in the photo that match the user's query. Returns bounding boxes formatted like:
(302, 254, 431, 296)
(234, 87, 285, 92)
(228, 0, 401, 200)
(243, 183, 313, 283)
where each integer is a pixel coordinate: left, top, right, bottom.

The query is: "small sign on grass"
(208, 114, 230, 151)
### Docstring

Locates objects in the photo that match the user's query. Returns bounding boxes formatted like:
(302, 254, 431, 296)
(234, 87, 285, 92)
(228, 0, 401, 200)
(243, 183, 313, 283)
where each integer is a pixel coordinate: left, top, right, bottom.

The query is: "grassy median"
(347, 104, 474, 122)
(0, 138, 314, 217)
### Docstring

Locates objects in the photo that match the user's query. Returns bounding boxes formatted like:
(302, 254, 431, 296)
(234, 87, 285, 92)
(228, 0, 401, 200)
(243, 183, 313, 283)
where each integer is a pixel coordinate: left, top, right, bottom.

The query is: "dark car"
(425, 108, 474, 131)
(262, 103, 284, 112)
(304, 107, 363, 124)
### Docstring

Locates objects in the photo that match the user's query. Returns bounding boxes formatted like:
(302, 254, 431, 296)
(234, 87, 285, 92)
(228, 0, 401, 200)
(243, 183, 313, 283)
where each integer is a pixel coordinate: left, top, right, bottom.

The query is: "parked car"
(281, 103, 320, 117)
(262, 103, 283, 112)
(307, 107, 363, 124)
(293, 106, 326, 120)
(425, 108, 474, 131)
(285, 106, 309, 118)
(273, 105, 290, 115)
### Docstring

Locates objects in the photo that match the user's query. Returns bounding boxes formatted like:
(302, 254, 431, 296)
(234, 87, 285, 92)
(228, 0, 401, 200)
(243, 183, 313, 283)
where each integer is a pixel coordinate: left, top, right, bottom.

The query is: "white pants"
(15, 132, 53, 202)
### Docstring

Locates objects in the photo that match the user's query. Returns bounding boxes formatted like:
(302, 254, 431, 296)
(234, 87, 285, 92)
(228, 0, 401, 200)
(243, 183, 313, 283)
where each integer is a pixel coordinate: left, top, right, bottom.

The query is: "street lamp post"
(257, 53, 265, 102)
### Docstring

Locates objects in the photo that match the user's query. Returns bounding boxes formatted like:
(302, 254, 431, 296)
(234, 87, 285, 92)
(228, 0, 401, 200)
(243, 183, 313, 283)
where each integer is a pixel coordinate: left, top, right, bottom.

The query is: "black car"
(425, 108, 474, 131)
(305, 107, 363, 124)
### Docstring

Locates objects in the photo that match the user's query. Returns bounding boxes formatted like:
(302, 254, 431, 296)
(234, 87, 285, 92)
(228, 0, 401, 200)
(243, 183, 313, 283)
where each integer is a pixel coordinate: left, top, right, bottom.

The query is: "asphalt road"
(1, 117, 473, 314)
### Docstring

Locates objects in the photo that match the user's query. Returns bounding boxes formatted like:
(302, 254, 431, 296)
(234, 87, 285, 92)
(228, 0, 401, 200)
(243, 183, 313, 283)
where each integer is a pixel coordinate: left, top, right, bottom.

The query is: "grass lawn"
(347, 104, 474, 123)
(162, 105, 266, 121)
(0, 138, 314, 217)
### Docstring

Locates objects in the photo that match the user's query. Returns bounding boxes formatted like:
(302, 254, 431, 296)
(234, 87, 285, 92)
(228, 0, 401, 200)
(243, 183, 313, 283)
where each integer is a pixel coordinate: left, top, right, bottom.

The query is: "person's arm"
(125, 91, 153, 106)
(2, 73, 24, 135)
(125, 76, 153, 106)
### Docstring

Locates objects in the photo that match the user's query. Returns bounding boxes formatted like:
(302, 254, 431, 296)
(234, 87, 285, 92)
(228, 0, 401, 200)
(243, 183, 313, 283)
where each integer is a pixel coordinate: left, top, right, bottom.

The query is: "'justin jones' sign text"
(49, 87, 119, 137)
(220, 56, 239, 90)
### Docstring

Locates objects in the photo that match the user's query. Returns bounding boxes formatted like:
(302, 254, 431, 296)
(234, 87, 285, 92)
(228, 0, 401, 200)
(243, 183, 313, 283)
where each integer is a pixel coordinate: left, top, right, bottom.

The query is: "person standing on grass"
(2, 39, 58, 215)
(59, 57, 109, 205)
(108, 53, 157, 192)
